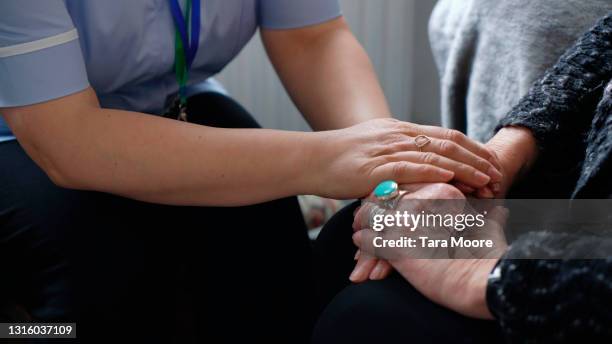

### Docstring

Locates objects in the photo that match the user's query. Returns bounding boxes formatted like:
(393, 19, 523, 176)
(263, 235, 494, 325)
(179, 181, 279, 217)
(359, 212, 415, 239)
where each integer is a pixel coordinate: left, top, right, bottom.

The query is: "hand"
(351, 184, 509, 319)
(310, 118, 503, 200)
(356, 239, 499, 320)
(484, 127, 538, 198)
(349, 183, 463, 283)
(454, 126, 538, 199)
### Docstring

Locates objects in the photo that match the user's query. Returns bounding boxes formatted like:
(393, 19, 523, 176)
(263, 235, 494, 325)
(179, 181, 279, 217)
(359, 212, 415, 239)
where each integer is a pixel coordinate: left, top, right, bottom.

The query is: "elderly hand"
(355, 230, 501, 319)
(482, 127, 538, 198)
(350, 182, 479, 282)
(349, 183, 464, 282)
(349, 183, 509, 319)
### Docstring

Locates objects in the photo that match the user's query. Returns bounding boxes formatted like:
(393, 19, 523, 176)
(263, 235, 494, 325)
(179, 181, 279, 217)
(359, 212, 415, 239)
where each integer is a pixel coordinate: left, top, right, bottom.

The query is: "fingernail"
(491, 182, 501, 193)
(480, 187, 494, 199)
(442, 170, 455, 180)
(475, 171, 491, 185)
(349, 267, 363, 282)
(488, 166, 503, 181)
(370, 262, 384, 280)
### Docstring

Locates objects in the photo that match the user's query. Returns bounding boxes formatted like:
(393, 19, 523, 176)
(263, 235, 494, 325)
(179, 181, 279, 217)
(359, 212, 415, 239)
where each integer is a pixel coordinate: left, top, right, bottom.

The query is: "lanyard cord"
(169, 0, 201, 105)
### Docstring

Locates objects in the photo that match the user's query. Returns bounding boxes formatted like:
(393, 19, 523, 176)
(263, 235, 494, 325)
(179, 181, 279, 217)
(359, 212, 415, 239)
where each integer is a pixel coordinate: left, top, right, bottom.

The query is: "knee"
(313, 279, 417, 344)
(313, 283, 385, 344)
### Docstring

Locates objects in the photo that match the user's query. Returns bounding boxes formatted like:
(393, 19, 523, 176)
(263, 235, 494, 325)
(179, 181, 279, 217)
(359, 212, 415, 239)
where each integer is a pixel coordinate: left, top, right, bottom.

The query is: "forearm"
(263, 18, 390, 130)
(7, 91, 317, 206)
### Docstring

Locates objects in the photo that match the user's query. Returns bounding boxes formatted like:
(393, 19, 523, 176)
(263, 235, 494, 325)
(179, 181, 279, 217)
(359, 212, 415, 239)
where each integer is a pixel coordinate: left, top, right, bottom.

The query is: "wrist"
(487, 127, 538, 186)
(294, 131, 331, 196)
(462, 259, 498, 320)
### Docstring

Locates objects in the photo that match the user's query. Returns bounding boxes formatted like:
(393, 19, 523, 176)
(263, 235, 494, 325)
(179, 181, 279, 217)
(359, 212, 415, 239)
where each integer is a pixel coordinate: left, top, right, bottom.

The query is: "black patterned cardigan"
(487, 13, 612, 344)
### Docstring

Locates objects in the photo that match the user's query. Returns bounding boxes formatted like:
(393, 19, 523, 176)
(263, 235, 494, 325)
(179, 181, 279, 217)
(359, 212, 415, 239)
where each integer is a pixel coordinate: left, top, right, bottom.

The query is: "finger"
(378, 261, 394, 279)
(349, 255, 379, 283)
(369, 260, 393, 280)
(387, 151, 494, 188)
(362, 183, 432, 203)
(486, 148, 503, 172)
(354, 202, 378, 231)
(426, 138, 503, 183)
(476, 186, 495, 199)
(490, 182, 502, 194)
(352, 206, 363, 231)
(454, 182, 476, 194)
(353, 229, 379, 257)
(399, 183, 436, 193)
(414, 126, 501, 171)
(372, 161, 454, 185)
(390, 129, 503, 182)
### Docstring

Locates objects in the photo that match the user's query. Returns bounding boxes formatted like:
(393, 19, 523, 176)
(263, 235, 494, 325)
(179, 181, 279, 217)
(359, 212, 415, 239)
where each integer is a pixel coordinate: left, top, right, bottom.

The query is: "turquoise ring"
(374, 180, 399, 201)
(372, 180, 408, 210)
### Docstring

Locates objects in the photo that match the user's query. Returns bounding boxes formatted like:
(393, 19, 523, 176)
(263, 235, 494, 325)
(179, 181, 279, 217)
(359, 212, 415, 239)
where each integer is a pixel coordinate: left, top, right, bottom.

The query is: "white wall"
(216, 0, 440, 131)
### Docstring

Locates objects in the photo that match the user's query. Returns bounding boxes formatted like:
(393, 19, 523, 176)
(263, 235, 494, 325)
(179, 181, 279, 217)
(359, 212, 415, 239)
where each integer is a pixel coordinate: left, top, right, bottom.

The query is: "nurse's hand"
(311, 118, 502, 200)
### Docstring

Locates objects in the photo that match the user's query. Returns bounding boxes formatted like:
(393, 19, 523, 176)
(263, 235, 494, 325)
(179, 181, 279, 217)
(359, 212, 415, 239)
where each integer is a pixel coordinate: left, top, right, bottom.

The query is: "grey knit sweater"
(429, 0, 612, 142)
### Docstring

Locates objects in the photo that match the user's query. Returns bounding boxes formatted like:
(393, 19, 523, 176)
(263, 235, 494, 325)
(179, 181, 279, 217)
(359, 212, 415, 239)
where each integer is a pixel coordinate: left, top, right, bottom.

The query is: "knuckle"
(360, 158, 381, 175)
(446, 129, 466, 143)
(439, 140, 456, 155)
(385, 133, 405, 145)
(422, 152, 438, 165)
(393, 141, 413, 152)
(365, 145, 383, 157)
(392, 162, 412, 178)
(404, 125, 420, 137)
(478, 158, 492, 171)
(380, 118, 400, 129)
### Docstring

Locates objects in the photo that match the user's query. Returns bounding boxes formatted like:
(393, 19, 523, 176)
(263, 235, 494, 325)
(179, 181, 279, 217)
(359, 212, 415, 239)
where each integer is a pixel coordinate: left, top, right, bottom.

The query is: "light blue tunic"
(0, 0, 341, 142)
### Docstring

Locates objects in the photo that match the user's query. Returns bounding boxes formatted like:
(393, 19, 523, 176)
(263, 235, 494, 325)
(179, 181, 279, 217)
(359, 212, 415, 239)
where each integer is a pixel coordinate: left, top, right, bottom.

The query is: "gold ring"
(414, 135, 432, 152)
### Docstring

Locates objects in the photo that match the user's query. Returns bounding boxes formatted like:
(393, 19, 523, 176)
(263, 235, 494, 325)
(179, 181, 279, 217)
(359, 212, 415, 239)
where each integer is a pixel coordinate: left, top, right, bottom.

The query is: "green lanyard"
(167, 0, 201, 120)
(174, 0, 190, 105)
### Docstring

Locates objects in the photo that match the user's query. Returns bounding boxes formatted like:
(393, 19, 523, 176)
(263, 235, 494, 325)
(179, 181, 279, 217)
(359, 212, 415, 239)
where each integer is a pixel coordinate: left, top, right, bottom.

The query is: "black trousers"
(312, 202, 504, 344)
(0, 93, 314, 343)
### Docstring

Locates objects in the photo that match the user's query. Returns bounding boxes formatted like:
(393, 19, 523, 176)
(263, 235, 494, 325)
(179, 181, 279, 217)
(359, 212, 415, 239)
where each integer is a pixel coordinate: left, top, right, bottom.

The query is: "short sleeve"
(258, 0, 342, 29)
(0, 0, 89, 107)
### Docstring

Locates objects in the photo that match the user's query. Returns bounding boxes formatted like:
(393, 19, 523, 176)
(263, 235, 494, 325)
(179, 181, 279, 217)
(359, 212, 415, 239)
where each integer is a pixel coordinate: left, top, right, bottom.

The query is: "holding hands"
(338, 125, 540, 320)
